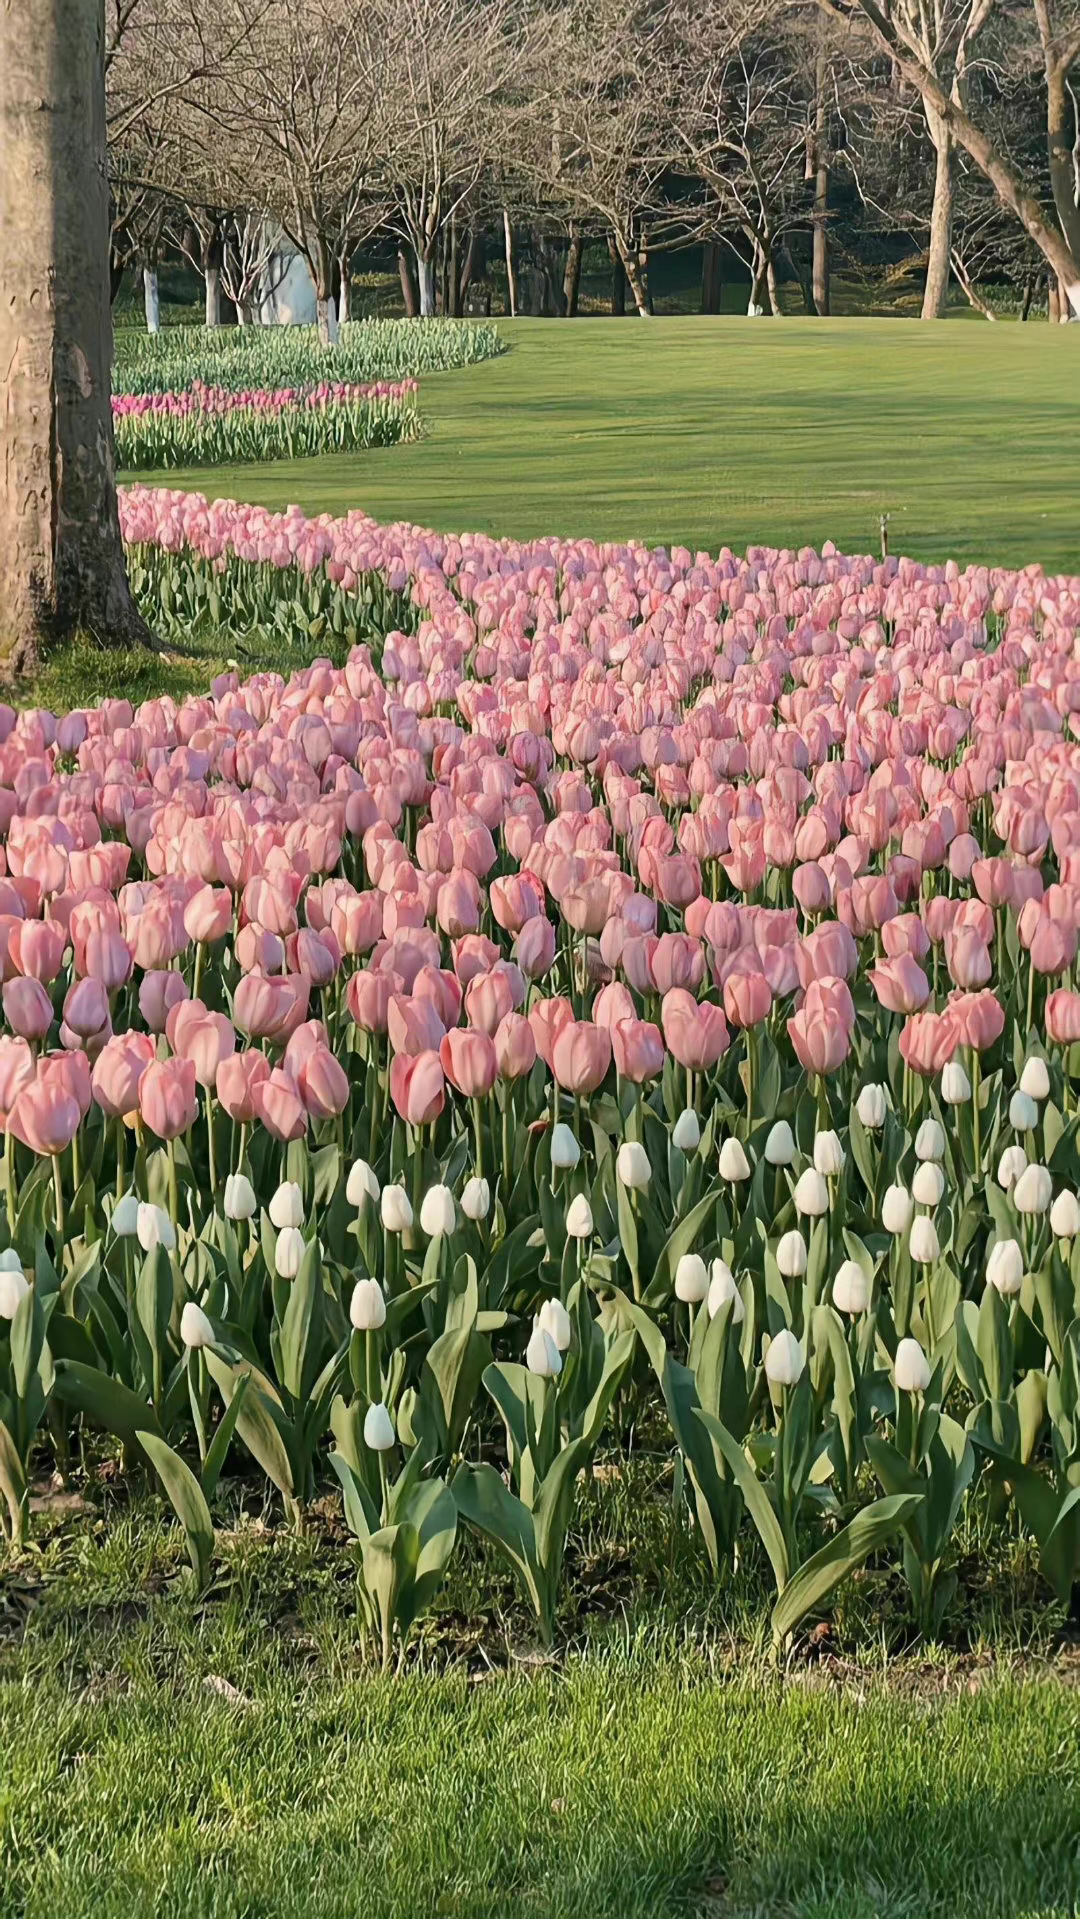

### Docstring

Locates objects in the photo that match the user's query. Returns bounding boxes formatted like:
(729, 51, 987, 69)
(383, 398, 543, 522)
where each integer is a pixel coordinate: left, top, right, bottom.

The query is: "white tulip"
(775, 1230, 808, 1278)
(0, 1249, 22, 1271)
(718, 1137, 751, 1182)
(346, 1159, 380, 1207)
(180, 1301, 214, 1349)
(997, 1146, 1028, 1191)
(763, 1120, 795, 1165)
(274, 1225, 305, 1279)
(1009, 1090, 1039, 1133)
(912, 1162, 945, 1208)
(223, 1173, 256, 1221)
(832, 1260, 870, 1315)
(882, 1183, 914, 1235)
(137, 1203, 176, 1253)
(793, 1168, 829, 1217)
(672, 1109, 701, 1153)
(617, 1141, 651, 1190)
(269, 1180, 303, 1230)
(566, 1194, 594, 1239)
(526, 1318, 562, 1376)
(856, 1084, 887, 1129)
(675, 1253, 710, 1303)
(363, 1401, 396, 1451)
(420, 1184, 456, 1238)
(1050, 1190, 1080, 1239)
(764, 1328, 804, 1386)
(909, 1216, 940, 1263)
(112, 1193, 140, 1237)
(381, 1185, 413, 1233)
(813, 1130, 845, 1177)
(539, 1296, 572, 1351)
(941, 1061, 972, 1105)
(461, 1176, 491, 1221)
(914, 1118, 945, 1162)
(986, 1239, 1024, 1296)
(350, 1278, 386, 1330)
(1019, 1057, 1051, 1101)
(894, 1336, 931, 1393)
(550, 1124, 581, 1170)
(1014, 1163, 1052, 1215)
(0, 1267, 30, 1320)
(707, 1259, 744, 1322)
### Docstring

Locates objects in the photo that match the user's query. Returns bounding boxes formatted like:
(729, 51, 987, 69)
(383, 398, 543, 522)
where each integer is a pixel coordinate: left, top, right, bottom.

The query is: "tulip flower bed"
(3, 492, 1080, 1672)
(113, 317, 503, 398)
(112, 379, 422, 472)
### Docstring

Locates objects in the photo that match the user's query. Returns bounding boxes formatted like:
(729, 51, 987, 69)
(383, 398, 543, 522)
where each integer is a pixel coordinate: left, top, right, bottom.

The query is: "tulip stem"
(167, 1138, 179, 1228)
(472, 1100, 484, 1180)
(1026, 954, 1035, 1037)
(115, 1118, 126, 1201)
(52, 1157, 65, 1245)
(971, 1049, 981, 1177)
(4, 1132, 14, 1233)
(207, 1094, 217, 1195)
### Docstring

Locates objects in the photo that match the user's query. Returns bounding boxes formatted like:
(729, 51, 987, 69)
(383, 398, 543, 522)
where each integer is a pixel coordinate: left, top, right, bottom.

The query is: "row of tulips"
(113, 379, 421, 471)
(1, 493, 1080, 1661)
(113, 317, 503, 397)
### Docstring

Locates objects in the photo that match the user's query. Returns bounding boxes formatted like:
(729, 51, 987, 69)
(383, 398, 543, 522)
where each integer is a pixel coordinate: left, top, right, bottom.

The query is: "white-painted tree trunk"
(418, 254, 436, 318)
(205, 264, 221, 328)
(316, 295, 339, 346)
(143, 267, 160, 333)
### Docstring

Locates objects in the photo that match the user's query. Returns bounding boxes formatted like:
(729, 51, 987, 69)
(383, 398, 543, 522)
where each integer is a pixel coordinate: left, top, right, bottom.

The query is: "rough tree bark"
(812, 54, 830, 315)
(701, 240, 723, 313)
(502, 211, 518, 317)
(142, 265, 161, 333)
(0, 0, 149, 676)
(922, 107, 954, 319)
(1034, 0, 1080, 270)
(608, 235, 627, 314)
(563, 226, 583, 316)
(614, 230, 651, 316)
(398, 247, 420, 317)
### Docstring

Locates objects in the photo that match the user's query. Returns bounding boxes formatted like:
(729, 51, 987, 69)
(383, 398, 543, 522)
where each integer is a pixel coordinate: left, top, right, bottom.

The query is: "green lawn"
(139, 317, 1080, 574)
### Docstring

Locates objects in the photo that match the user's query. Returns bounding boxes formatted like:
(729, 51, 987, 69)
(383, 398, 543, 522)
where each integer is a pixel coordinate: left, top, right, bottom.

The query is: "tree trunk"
(502, 209, 518, 317)
(615, 231, 651, 317)
(398, 247, 419, 317)
(458, 225, 480, 308)
(922, 108, 954, 319)
(205, 263, 222, 328)
(447, 218, 460, 317)
(701, 240, 723, 313)
(142, 266, 160, 334)
(950, 249, 996, 319)
(563, 226, 582, 316)
(1044, 57, 1080, 269)
(110, 254, 124, 304)
(1020, 272, 1036, 321)
(417, 249, 437, 319)
(337, 252, 351, 324)
(315, 296, 339, 346)
(0, 0, 149, 675)
(813, 55, 830, 315)
(765, 247, 783, 316)
(608, 234, 626, 313)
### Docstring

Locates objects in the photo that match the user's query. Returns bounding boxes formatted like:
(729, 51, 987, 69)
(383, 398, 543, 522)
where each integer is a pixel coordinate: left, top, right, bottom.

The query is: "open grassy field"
(138, 317, 1080, 574)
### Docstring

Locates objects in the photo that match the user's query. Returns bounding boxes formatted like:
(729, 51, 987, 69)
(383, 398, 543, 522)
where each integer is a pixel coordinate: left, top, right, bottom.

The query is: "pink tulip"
(440, 1027, 498, 1098)
(388, 994, 446, 1058)
(1046, 989, 1080, 1045)
(390, 1049, 446, 1125)
(347, 970, 395, 1034)
(139, 1056, 198, 1140)
(898, 1009, 959, 1076)
(252, 1066, 308, 1141)
(184, 885, 233, 945)
(8, 919, 66, 984)
(0, 1036, 34, 1124)
(3, 976, 53, 1041)
(217, 1048, 271, 1123)
(494, 1011, 537, 1080)
(91, 1031, 155, 1118)
(528, 996, 574, 1070)
(139, 970, 190, 1034)
(722, 968, 772, 1029)
(464, 969, 515, 1036)
(611, 1017, 664, 1083)
(661, 990, 730, 1070)
(945, 927, 993, 991)
(551, 1020, 611, 1095)
(8, 1075, 81, 1156)
(62, 977, 110, 1040)
(869, 954, 930, 1015)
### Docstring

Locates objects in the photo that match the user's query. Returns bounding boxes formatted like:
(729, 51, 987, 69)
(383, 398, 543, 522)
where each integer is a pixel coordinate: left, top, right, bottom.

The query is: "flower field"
(113, 379, 422, 471)
(3, 483, 1080, 1662)
(113, 317, 503, 397)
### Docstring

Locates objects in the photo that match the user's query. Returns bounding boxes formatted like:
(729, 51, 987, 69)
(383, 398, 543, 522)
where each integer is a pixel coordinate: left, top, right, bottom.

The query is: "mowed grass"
(138, 316, 1080, 574)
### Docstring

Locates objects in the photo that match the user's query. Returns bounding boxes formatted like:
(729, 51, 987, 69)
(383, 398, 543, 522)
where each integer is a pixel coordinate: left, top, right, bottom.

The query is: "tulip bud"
(180, 1300, 214, 1349)
(223, 1173, 256, 1221)
(882, 1183, 913, 1235)
(1019, 1057, 1050, 1102)
(539, 1296, 572, 1351)
(909, 1216, 940, 1263)
(941, 1061, 972, 1104)
(813, 1131, 844, 1177)
(274, 1224, 305, 1278)
(997, 1146, 1028, 1191)
(912, 1162, 945, 1208)
(346, 1159, 380, 1207)
(461, 1176, 491, 1221)
(381, 1185, 413, 1233)
(764, 1328, 804, 1386)
(1008, 1090, 1039, 1133)
(718, 1137, 751, 1182)
(269, 1180, 303, 1230)
(526, 1318, 562, 1376)
(420, 1183, 456, 1237)
(1050, 1190, 1080, 1238)
(832, 1260, 870, 1315)
(1014, 1163, 1052, 1214)
(914, 1119, 945, 1162)
(775, 1229, 807, 1278)
(793, 1168, 828, 1217)
(675, 1253, 709, 1303)
(856, 1084, 887, 1129)
(616, 1141, 651, 1190)
(550, 1124, 581, 1170)
(986, 1238, 1024, 1295)
(0, 1264, 29, 1320)
(137, 1203, 176, 1253)
(363, 1401, 396, 1451)
(763, 1120, 795, 1165)
(894, 1336, 931, 1393)
(707, 1258, 744, 1321)
(672, 1109, 701, 1154)
(350, 1277, 386, 1330)
(566, 1194, 594, 1239)
(112, 1193, 140, 1237)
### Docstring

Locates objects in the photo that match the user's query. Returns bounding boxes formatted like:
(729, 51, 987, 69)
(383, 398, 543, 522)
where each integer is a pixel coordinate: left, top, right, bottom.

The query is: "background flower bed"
(113, 379, 422, 471)
(112, 317, 504, 396)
